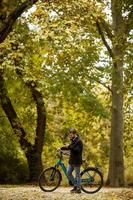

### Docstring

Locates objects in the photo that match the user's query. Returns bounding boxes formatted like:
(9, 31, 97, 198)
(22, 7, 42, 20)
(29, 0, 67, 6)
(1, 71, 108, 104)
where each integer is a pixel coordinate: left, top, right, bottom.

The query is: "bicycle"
(38, 149, 103, 194)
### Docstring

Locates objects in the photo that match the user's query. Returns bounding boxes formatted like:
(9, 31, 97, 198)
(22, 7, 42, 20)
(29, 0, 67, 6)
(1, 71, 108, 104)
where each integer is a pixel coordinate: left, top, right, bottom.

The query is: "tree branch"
(99, 17, 114, 40)
(0, 69, 32, 150)
(0, 0, 39, 43)
(95, 79, 112, 92)
(86, 74, 112, 93)
(96, 20, 114, 60)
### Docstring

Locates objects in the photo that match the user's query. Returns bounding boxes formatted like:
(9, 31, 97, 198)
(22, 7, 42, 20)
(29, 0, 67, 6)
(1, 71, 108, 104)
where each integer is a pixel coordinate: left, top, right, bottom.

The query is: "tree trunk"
(15, 66, 47, 181)
(26, 84, 46, 182)
(26, 147, 43, 182)
(107, 0, 125, 186)
(108, 50, 124, 186)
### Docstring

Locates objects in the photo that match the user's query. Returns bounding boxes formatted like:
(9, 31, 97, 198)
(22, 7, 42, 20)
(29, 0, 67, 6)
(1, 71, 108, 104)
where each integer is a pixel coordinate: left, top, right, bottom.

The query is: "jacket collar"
(72, 134, 79, 142)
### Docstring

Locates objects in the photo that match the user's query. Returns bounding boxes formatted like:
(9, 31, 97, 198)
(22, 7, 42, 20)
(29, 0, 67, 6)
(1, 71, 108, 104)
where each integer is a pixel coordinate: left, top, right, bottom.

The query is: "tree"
(0, 0, 47, 181)
(0, 65, 46, 181)
(95, 0, 133, 186)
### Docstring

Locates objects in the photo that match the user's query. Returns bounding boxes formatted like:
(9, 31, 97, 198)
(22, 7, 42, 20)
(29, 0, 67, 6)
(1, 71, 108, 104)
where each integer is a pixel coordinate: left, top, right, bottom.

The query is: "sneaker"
(70, 186, 77, 193)
(75, 188, 81, 193)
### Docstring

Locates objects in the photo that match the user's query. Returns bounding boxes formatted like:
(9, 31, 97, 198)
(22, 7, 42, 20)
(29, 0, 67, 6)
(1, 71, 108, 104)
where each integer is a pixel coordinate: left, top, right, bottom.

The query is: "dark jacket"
(61, 135, 83, 166)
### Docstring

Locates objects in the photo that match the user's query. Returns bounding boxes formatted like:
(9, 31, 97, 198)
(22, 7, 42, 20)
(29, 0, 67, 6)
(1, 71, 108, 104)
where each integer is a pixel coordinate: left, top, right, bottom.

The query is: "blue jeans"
(67, 165, 81, 188)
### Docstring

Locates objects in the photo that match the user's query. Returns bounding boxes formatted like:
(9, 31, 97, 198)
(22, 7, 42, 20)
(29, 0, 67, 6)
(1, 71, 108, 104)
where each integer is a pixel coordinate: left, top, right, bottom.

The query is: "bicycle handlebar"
(57, 148, 70, 156)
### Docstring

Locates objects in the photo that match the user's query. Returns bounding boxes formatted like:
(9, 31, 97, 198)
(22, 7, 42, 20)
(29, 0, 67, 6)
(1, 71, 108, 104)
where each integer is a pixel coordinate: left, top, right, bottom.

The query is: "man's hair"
(68, 128, 77, 134)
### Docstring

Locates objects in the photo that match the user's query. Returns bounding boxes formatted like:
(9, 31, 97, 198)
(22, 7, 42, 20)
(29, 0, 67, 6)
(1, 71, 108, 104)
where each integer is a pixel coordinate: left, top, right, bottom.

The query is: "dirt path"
(0, 186, 133, 200)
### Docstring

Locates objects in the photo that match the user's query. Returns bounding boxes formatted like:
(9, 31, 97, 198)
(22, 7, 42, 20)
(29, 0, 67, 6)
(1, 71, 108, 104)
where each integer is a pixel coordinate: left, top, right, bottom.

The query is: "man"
(61, 128, 83, 193)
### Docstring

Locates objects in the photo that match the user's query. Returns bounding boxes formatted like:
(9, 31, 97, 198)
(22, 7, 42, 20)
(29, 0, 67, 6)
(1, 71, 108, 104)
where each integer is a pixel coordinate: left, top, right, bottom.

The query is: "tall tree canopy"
(0, 0, 132, 186)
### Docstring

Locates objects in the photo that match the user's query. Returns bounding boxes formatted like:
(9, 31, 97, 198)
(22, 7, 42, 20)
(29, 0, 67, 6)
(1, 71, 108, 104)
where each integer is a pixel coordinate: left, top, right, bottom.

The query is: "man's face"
(69, 132, 75, 140)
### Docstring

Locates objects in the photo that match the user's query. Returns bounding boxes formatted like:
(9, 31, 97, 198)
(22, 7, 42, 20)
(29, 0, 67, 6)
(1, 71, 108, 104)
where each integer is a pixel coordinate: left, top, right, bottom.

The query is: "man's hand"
(60, 144, 70, 151)
(57, 148, 61, 152)
(64, 144, 69, 148)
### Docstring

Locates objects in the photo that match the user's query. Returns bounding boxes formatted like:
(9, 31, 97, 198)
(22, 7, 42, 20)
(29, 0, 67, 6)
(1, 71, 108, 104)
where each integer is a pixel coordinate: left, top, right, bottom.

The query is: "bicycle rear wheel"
(39, 167, 62, 192)
(81, 167, 103, 194)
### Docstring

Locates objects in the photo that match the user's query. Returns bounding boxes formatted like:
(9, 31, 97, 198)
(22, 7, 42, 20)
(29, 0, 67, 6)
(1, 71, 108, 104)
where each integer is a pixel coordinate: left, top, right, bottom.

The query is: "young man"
(61, 128, 83, 193)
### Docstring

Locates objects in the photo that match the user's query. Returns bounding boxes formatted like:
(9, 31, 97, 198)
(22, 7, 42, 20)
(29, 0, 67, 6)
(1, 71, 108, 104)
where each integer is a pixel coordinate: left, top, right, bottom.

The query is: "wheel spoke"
(39, 167, 61, 192)
(81, 168, 103, 194)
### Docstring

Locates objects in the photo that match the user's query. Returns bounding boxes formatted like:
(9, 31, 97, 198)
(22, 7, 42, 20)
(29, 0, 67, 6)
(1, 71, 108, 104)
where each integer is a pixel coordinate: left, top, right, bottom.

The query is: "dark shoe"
(69, 180, 74, 186)
(75, 188, 81, 193)
(70, 186, 77, 193)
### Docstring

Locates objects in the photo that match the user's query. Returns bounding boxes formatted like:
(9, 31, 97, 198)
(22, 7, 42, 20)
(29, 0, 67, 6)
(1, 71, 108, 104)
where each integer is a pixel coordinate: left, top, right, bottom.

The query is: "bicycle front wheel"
(39, 167, 62, 192)
(81, 167, 103, 194)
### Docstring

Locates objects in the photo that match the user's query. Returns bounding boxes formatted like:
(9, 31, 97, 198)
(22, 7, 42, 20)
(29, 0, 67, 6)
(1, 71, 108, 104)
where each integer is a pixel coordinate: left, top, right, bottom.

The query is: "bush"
(0, 153, 29, 184)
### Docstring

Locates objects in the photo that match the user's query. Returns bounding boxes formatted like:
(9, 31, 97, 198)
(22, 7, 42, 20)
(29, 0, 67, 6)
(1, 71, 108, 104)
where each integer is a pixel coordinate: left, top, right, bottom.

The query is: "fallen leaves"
(0, 186, 133, 200)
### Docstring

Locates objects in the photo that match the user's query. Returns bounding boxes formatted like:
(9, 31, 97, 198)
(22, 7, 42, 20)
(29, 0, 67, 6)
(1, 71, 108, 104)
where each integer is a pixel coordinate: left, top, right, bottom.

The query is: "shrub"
(0, 153, 29, 184)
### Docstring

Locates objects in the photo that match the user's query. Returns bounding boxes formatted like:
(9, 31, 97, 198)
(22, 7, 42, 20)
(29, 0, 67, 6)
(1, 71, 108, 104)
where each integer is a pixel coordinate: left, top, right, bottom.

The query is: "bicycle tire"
(81, 167, 103, 194)
(38, 167, 62, 192)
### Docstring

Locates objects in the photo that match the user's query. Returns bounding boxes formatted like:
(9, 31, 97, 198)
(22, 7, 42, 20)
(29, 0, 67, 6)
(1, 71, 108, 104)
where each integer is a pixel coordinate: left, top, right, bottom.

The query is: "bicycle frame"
(54, 156, 75, 184)
(54, 156, 93, 185)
